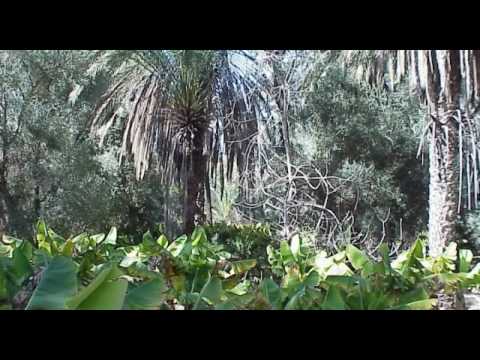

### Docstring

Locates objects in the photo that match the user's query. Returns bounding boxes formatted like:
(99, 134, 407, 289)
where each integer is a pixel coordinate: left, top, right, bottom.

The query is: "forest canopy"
(1, 50, 480, 310)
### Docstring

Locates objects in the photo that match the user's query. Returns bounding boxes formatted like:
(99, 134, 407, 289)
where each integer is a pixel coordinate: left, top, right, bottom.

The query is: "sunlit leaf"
(346, 244, 371, 270)
(67, 264, 128, 310)
(104, 227, 117, 245)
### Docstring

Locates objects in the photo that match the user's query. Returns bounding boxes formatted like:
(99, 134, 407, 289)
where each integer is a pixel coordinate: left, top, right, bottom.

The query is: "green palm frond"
(80, 50, 271, 193)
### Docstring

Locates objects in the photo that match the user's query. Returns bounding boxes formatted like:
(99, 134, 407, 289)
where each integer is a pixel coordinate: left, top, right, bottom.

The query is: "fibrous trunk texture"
(183, 127, 207, 234)
(0, 164, 10, 237)
(427, 50, 461, 257)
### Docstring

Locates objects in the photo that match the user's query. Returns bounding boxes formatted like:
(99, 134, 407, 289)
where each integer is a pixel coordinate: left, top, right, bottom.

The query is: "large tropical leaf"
(230, 259, 257, 275)
(259, 278, 284, 310)
(321, 286, 346, 310)
(345, 244, 371, 271)
(26, 256, 78, 310)
(193, 275, 223, 309)
(124, 277, 167, 310)
(66, 264, 128, 310)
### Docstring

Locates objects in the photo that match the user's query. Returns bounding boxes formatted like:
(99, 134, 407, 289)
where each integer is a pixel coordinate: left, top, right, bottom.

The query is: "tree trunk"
(183, 127, 207, 234)
(0, 157, 10, 238)
(410, 50, 421, 96)
(427, 50, 461, 257)
(33, 185, 41, 221)
(0, 191, 9, 237)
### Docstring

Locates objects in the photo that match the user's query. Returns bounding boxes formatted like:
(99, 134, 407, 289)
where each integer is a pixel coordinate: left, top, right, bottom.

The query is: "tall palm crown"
(337, 50, 480, 255)
(72, 50, 270, 233)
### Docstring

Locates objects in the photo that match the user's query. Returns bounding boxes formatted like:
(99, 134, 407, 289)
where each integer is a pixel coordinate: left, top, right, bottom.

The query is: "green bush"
(1, 222, 479, 310)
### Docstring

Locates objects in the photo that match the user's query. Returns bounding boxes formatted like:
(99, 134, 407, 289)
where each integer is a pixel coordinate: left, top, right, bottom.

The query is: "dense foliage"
(1, 222, 478, 310)
(1, 50, 480, 310)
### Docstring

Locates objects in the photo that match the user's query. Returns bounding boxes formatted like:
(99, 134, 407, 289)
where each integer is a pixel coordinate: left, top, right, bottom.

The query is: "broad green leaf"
(378, 243, 391, 273)
(12, 248, 32, 284)
(407, 239, 424, 264)
(193, 276, 222, 309)
(124, 278, 167, 310)
(142, 230, 155, 245)
(36, 220, 48, 240)
(226, 280, 251, 296)
(361, 260, 386, 277)
(325, 275, 358, 289)
(304, 270, 320, 287)
(190, 267, 210, 293)
(223, 292, 256, 309)
(0, 269, 8, 301)
(32, 248, 52, 267)
(60, 239, 75, 257)
(37, 236, 51, 255)
(282, 266, 301, 290)
(71, 232, 88, 244)
(279, 240, 295, 264)
(259, 278, 283, 310)
(215, 302, 236, 310)
(170, 274, 186, 292)
(365, 291, 391, 310)
(191, 227, 207, 247)
(26, 256, 78, 310)
(48, 229, 65, 244)
(285, 286, 306, 310)
(391, 251, 409, 270)
(326, 263, 353, 276)
(346, 244, 370, 270)
(322, 286, 346, 310)
(168, 235, 191, 257)
(394, 299, 437, 310)
(435, 272, 467, 286)
(66, 265, 114, 308)
(19, 240, 33, 260)
(157, 234, 168, 248)
(398, 287, 429, 305)
(67, 264, 128, 310)
(230, 259, 257, 275)
(167, 234, 187, 251)
(90, 233, 106, 245)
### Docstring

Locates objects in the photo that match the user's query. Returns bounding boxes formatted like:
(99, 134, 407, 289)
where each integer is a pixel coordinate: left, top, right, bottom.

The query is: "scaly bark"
(426, 50, 461, 257)
(183, 126, 207, 234)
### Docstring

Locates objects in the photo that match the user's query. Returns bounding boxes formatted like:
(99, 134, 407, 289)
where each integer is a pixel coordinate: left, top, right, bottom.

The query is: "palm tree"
(339, 50, 480, 256)
(72, 50, 269, 234)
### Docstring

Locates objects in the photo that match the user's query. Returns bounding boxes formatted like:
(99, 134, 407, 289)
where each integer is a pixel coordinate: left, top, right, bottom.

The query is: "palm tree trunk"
(0, 171, 10, 238)
(427, 50, 461, 257)
(184, 127, 207, 234)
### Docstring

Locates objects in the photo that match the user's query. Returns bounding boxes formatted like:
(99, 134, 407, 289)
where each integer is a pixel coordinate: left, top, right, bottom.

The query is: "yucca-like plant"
(71, 50, 270, 234)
